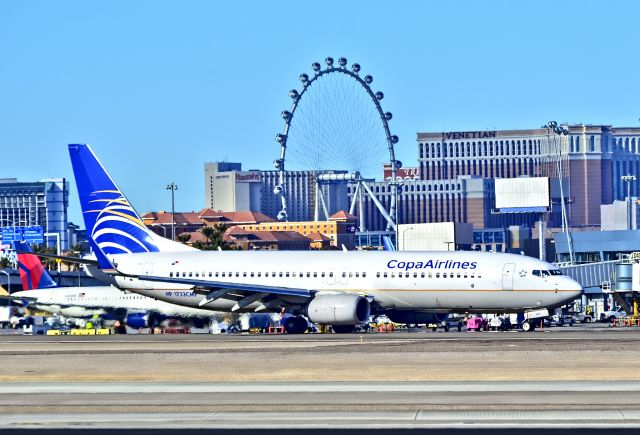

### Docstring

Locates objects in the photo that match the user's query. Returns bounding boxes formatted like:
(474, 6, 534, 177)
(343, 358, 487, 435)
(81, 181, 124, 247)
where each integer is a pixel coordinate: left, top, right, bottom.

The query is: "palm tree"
(176, 233, 191, 244)
(199, 224, 229, 250)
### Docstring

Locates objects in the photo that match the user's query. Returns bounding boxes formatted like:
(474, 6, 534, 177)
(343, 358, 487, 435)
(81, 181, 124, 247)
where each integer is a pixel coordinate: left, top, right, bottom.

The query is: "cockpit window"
(532, 270, 558, 277)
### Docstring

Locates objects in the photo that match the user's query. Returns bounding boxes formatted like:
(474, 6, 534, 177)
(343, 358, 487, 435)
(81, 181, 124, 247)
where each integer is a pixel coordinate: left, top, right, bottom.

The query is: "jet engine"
(306, 294, 370, 325)
(126, 313, 149, 329)
(125, 312, 161, 329)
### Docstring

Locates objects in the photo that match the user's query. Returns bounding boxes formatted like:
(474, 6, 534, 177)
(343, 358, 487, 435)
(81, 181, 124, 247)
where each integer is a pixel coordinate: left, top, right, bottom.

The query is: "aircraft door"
(502, 263, 515, 290)
(143, 263, 154, 289)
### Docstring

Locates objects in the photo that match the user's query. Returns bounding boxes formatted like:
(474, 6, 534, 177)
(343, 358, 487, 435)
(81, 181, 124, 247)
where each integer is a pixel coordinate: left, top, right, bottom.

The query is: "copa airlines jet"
(10, 241, 222, 328)
(67, 144, 582, 333)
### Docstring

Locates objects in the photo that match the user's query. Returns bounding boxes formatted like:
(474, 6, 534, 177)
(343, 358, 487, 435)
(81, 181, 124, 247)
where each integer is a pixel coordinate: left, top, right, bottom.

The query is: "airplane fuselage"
(109, 250, 582, 314)
(12, 286, 222, 319)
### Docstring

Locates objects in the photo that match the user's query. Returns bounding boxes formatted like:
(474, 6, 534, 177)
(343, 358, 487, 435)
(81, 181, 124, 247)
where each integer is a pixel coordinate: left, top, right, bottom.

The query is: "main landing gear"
(521, 320, 537, 332)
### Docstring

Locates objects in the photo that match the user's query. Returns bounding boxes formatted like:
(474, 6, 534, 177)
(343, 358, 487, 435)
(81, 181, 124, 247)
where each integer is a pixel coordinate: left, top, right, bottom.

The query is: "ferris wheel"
(273, 56, 401, 231)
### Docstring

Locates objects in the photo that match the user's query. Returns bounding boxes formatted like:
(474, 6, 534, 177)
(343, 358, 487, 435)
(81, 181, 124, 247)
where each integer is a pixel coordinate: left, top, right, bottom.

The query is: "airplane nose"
(567, 277, 583, 298)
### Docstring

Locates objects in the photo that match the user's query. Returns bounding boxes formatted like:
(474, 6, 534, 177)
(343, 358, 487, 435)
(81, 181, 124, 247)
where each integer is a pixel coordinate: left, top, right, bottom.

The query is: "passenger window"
(342, 272, 346, 278)
(169, 272, 173, 277)
(348, 272, 353, 278)
(391, 272, 395, 278)
(383, 272, 388, 278)
(355, 272, 359, 278)
(321, 272, 325, 278)
(250, 272, 254, 277)
(235, 272, 239, 277)
(377, 272, 381, 278)
(286, 272, 290, 278)
(279, 272, 283, 277)
(257, 272, 261, 277)
(307, 272, 311, 278)
(313, 272, 318, 278)
(443, 273, 447, 278)
(464, 273, 467, 278)
(195, 272, 199, 277)
(414, 272, 418, 278)
(272, 272, 276, 277)
(421, 272, 425, 278)
(436, 273, 440, 278)
(215, 272, 219, 278)
(189, 272, 193, 277)
(363, 272, 366, 278)
(329, 272, 333, 277)
(457, 273, 461, 278)
(209, 272, 213, 277)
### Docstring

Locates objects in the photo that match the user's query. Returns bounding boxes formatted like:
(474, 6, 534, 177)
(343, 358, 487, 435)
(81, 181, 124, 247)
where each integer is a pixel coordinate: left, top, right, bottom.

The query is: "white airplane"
(67, 143, 583, 333)
(10, 241, 223, 328)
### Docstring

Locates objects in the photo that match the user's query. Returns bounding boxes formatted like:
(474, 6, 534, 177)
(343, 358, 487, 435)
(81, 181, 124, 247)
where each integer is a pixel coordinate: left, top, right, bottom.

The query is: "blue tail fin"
(68, 144, 194, 265)
(68, 144, 161, 262)
(12, 241, 58, 290)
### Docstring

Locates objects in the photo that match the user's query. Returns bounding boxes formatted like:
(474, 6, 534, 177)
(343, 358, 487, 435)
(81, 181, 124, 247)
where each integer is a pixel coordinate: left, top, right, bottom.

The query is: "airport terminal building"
(0, 178, 69, 250)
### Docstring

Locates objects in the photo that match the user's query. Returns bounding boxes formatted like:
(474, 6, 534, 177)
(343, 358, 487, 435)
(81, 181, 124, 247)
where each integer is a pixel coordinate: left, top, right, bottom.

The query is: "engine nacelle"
(126, 313, 148, 329)
(307, 294, 370, 325)
(384, 310, 449, 325)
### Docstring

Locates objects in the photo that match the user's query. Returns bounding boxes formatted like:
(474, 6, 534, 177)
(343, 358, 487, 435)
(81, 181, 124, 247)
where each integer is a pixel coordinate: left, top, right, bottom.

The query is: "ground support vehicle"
(488, 316, 512, 331)
(466, 316, 488, 332)
(427, 319, 464, 332)
(600, 307, 627, 322)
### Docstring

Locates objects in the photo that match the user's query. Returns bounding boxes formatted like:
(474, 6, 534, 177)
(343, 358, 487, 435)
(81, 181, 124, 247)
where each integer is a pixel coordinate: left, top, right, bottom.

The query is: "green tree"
(198, 224, 229, 251)
(176, 233, 191, 244)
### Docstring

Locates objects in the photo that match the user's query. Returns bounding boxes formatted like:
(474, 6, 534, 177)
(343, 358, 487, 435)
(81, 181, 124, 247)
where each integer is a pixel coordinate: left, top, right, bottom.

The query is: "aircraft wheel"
(522, 321, 532, 332)
(585, 317, 592, 323)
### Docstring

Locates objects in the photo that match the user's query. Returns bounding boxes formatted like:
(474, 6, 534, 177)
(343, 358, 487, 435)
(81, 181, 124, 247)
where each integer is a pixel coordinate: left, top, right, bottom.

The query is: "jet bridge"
(557, 255, 640, 316)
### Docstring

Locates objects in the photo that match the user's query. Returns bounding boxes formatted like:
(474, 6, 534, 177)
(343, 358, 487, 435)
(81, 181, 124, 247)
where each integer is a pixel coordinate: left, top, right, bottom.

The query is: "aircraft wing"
(139, 275, 314, 297)
(0, 294, 38, 306)
(136, 274, 315, 308)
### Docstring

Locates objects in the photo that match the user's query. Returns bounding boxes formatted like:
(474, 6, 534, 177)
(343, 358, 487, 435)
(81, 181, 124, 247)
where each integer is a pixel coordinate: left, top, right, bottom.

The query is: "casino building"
(416, 125, 640, 228)
(205, 162, 349, 223)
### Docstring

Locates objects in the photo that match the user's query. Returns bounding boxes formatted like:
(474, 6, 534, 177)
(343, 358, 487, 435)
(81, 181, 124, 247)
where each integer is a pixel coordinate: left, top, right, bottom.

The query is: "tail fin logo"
(87, 190, 159, 255)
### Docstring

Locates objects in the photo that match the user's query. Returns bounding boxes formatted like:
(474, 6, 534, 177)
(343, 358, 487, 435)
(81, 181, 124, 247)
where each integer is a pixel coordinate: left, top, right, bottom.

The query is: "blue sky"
(1, 0, 639, 226)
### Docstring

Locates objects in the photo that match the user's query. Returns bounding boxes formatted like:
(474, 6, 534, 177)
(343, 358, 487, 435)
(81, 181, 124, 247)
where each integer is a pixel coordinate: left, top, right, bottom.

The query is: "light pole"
(621, 174, 636, 230)
(166, 182, 178, 241)
(398, 225, 414, 251)
(548, 121, 574, 263)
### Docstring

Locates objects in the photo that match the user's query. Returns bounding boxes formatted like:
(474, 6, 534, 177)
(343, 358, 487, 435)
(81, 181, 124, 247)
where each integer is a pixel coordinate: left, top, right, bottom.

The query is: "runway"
(2, 326, 640, 430)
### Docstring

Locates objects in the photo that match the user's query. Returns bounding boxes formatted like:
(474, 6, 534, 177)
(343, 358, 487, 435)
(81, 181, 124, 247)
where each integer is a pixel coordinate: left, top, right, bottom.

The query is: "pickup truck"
(600, 307, 627, 322)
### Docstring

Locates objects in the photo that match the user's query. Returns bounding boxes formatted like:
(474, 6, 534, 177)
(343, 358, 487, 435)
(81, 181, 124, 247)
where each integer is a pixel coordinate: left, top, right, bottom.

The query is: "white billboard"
(398, 222, 473, 251)
(495, 177, 550, 210)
